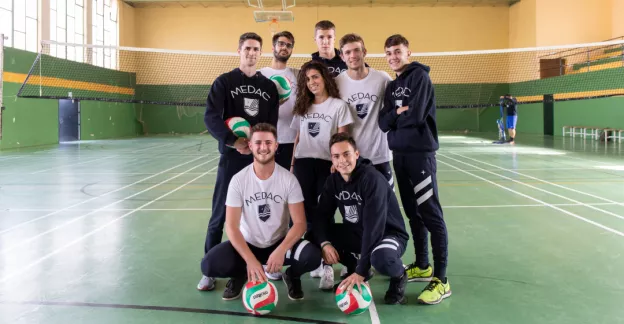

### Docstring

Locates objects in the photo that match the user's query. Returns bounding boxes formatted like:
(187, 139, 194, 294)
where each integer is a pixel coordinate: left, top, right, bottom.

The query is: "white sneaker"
(197, 275, 215, 291)
(263, 265, 283, 280)
(310, 262, 324, 278)
(319, 265, 334, 290)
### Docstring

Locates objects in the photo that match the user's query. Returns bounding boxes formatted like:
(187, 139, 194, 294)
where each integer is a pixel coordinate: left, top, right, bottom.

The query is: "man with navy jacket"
(379, 34, 451, 305)
(310, 132, 410, 305)
(198, 32, 279, 291)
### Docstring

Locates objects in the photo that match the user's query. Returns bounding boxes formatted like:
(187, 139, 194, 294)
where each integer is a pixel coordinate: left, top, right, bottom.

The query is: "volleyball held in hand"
(225, 117, 250, 148)
(335, 282, 373, 316)
(269, 75, 292, 101)
(242, 281, 278, 315)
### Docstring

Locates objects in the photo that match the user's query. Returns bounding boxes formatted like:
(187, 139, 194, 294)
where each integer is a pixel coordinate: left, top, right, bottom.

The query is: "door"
(59, 99, 80, 142)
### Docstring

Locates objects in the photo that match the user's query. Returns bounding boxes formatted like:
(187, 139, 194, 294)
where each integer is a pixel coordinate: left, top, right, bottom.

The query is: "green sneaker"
(404, 263, 433, 282)
(417, 277, 451, 305)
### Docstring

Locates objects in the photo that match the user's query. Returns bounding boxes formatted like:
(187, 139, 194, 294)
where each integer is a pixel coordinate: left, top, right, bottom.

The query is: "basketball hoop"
(268, 18, 279, 36)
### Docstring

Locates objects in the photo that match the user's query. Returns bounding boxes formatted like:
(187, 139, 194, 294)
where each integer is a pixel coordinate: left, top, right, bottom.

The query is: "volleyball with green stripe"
(335, 282, 372, 315)
(225, 117, 250, 147)
(242, 281, 278, 315)
(269, 75, 292, 100)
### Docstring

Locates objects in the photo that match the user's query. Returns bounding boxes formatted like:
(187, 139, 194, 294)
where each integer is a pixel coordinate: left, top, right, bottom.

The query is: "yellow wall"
(133, 6, 509, 53)
(119, 2, 137, 47)
(613, 0, 624, 38)
(535, 0, 612, 46)
(509, 0, 536, 48)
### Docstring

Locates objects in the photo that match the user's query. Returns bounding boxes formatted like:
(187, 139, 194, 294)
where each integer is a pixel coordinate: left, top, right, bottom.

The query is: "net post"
(0, 33, 6, 140)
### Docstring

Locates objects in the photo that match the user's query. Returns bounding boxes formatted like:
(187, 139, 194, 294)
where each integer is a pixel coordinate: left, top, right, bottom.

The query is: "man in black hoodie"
(379, 34, 451, 305)
(198, 32, 279, 291)
(310, 132, 410, 305)
(311, 20, 347, 78)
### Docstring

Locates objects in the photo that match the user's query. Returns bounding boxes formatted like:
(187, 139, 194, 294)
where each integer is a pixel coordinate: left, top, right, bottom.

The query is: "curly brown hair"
(293, 61, 341, 116)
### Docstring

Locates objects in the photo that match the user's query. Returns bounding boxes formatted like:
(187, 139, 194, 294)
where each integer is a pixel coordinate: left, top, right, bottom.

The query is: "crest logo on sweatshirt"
(356, 103, 369, 119)
(258, 204, 271, 222)
(244, 98, 259, 116)
(344, 205, 359, 223)
(308, 122, 320, 137)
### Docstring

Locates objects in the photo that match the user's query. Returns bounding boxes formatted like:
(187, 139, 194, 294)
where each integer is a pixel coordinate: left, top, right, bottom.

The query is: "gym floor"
(0, 133, 623, 324)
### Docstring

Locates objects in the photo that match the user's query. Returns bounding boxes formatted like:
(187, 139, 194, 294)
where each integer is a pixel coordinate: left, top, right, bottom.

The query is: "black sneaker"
(384, 270, 407, 305)
(222, 277, 245, 300)
(282, 269, 304, 300)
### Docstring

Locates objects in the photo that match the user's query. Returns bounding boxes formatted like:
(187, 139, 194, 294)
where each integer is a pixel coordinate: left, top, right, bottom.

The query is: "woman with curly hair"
(289, 60, 353, 290)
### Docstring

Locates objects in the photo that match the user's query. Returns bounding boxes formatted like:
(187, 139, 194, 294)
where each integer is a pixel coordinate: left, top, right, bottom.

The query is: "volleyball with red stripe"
(224, 117, 250, 148)
(335, 282, 372, 315)
(242, 281, 278, 315)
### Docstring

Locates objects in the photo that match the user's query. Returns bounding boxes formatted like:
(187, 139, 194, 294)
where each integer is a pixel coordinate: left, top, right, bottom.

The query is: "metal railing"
(538, 36, 624, 77)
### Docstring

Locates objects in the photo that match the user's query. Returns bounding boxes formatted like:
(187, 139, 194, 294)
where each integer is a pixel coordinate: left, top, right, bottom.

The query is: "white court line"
(452, 153, 624, 208)
(4, 203, 624, 212)
(31, 155, 118, 174)
(436, 158, 624, 238)
(0, 158, 215, 255)
(438, 167, 599, 172)
(368, 299, 381, 324)
(208, 165, 219, 174)
(0, 155, 210, 235)
(440, 154, 624, 221)
(0, 156, 24, 162)
(0, 172, 209, 175)
(2, 208, 215, 211)
(130, 142, 175, 153)
(0, 170, 211, 284)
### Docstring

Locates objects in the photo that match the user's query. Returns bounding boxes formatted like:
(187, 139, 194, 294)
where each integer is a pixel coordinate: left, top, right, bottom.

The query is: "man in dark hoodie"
(198, 32, 279, 291)
(311, 20, 347, 78)
(309, 132, 410, 305)
(379, 34, 451, 305)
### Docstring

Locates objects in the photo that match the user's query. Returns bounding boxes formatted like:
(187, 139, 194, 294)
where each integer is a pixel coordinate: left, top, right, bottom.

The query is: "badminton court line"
(4, 202, 624, 213)
(0, 155, 209, 235)
(440, 154, 624, 221)
(31, 155, 118, 174)
(0, 158, 216, 255)
(436, 158, 624, 237)
(451, 153, 624, 207)
(130, 142, 175, 153)
(438, 167, 604, 172)
(0, 170, 211, 284)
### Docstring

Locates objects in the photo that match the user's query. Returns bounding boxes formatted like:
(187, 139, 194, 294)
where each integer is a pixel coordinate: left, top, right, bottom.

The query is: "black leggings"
(201, 239, 321, 279)
(293, 157, 333, 229)
(306, 224, 406, 279)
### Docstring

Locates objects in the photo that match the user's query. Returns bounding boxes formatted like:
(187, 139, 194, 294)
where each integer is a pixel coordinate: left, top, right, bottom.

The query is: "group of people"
(198, 20, 451, 306)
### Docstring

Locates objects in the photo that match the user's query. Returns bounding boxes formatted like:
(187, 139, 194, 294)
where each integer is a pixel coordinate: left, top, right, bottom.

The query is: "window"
(51, 0, 86, 62)
(0, 0, 38, 52)
(92, 0, 118, 69)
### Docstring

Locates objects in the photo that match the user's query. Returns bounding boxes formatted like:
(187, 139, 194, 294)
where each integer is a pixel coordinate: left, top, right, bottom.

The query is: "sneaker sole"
(197, 285, 215, 291)
(222, 292, 242, 301)
(384, 296, 408, 305)
(407, 277, 433, 283)
(417, 291, 452, 305)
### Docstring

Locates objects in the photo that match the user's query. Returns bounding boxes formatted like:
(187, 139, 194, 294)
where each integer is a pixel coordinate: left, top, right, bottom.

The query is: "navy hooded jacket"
(313, 158, 409, 277)
(378, 62, 439, 155)
(204, 68, 279, 154)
